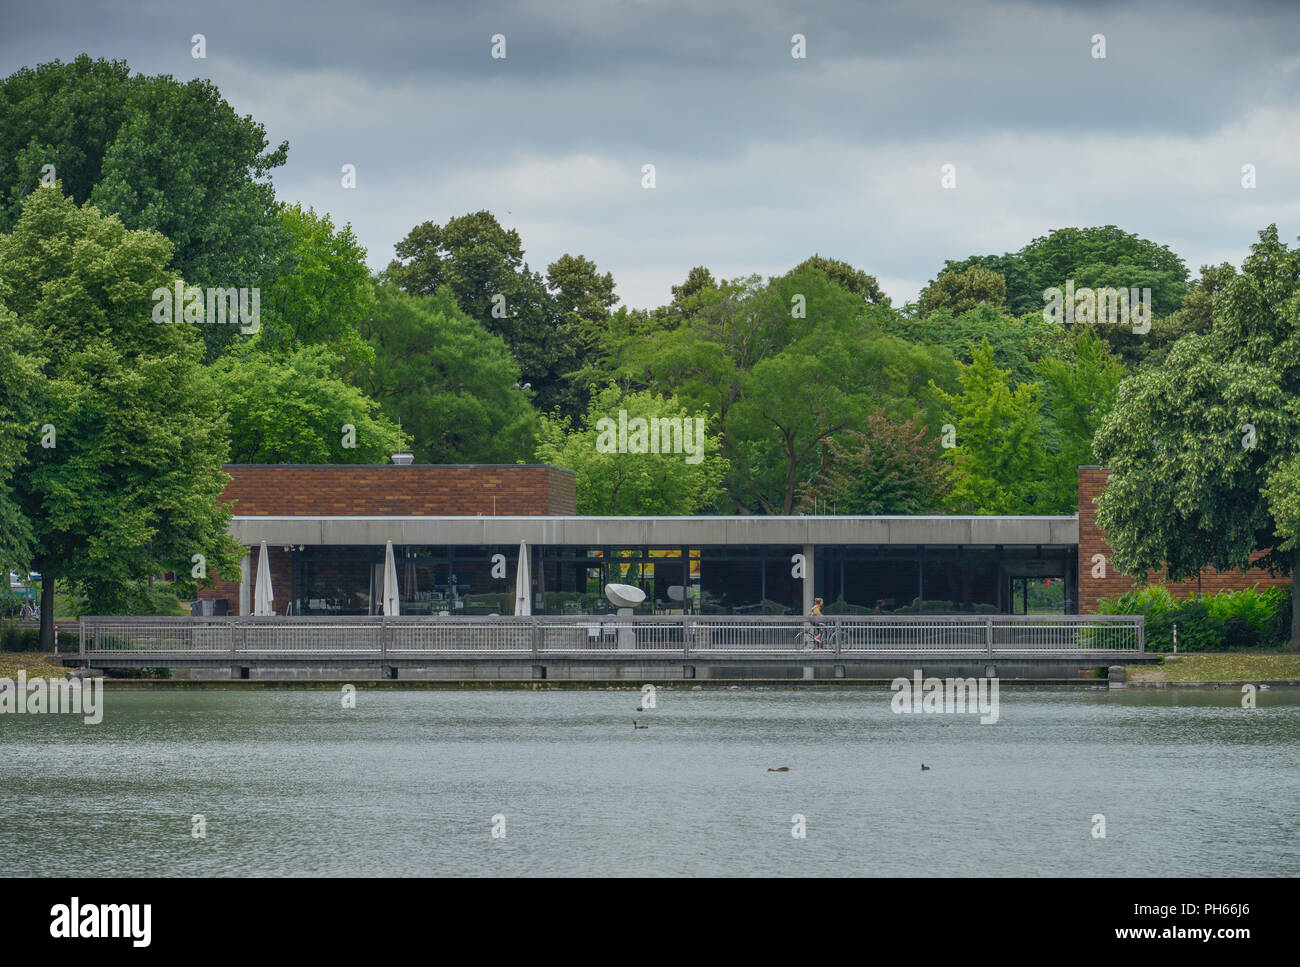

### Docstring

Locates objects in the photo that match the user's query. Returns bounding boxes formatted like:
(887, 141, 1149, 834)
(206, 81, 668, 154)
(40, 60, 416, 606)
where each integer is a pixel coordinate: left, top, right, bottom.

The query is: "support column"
(802, 543, 815, 615)
(238, 552, 251, 617)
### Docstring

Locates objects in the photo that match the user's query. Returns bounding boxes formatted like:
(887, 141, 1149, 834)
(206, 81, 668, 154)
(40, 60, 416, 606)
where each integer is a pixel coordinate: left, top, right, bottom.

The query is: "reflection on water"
(2, 687, 1297, 877)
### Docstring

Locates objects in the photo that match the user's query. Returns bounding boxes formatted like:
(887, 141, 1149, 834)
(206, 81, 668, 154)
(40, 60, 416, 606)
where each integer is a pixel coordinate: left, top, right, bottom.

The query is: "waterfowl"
(633, 720, 648, 729)
(921, 764, 931, 771)
(767, 767, 790, 772)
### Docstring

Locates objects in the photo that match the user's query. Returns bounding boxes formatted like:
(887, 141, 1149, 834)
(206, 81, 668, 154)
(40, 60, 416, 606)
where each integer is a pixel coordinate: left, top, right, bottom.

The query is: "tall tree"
(209, 346, 402, 464)
(936, 226, 1189, 318)
(1035, 327, 1125, 509)
(0, 295, 41, 569)
(1094, 225, 1300, 647)
(535, 385, 726, 515)
(0, 187, 241, 645)
(254, 203, 375, 371)
(797, 410, 948, 515)
(789, 254, 888, 305)
(356, 283, 538, 464)
(387, 210, 523, 320)
(918, 264, 1007, 315)
(936, 339, 1052, 514)
(388, 211, 611, 416)
(0, 56, 290, 360)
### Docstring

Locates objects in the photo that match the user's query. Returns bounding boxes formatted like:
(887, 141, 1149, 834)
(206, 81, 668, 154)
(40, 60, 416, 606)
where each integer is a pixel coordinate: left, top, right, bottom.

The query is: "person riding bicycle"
(809, 597, 829, 649)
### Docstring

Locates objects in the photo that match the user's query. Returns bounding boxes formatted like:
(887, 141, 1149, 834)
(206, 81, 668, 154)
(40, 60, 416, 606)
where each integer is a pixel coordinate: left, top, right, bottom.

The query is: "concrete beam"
(229, 514, 1079, 548)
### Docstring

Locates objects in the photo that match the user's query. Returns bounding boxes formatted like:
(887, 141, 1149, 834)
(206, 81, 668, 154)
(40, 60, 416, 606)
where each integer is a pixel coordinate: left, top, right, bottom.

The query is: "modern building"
(195, 463, 1285, 618)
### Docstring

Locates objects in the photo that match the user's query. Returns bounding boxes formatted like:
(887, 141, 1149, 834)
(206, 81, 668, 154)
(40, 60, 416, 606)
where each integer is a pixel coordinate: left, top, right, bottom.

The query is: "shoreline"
(5, 651, 1300, 689)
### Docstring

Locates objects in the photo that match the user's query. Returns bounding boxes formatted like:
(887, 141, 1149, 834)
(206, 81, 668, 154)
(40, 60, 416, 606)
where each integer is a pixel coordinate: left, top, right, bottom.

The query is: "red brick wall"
(195, 464, 575, 614)
(219, 464, 576, 517)
(1077, 466, 1288, 612)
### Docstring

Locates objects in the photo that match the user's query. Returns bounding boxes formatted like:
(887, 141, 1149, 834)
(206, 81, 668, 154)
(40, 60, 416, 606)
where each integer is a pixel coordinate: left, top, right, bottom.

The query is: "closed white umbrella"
(514, 540, 531, 616)
(382, 540, 400, 616)
(253, 540, 274, 616)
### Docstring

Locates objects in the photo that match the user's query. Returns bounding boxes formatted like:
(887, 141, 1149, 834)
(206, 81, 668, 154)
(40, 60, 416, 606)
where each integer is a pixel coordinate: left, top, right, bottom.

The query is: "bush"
(0, 622, 43, 651)
(1098, 584, 1292, 651)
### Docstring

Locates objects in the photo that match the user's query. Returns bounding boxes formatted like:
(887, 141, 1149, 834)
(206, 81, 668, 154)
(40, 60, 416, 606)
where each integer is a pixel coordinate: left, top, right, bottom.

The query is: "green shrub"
(1098, 584, 1292, 651)
(0, 622, 42, 652)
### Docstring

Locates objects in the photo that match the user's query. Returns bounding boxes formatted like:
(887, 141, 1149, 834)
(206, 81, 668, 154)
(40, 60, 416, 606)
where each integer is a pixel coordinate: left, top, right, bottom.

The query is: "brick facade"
(197, 464, 575, 613)
(1077, 466, 1288, 612)
(218, 464, 577, 517)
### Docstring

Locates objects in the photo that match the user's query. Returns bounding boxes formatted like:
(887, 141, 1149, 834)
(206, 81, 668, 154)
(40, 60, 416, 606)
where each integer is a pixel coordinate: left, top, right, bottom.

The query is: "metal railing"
(77, 613, 1144, 658)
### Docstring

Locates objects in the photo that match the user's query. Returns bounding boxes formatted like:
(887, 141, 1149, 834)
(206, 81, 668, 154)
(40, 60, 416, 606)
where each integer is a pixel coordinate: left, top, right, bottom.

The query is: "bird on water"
(633, 720, 648, 729)
(921, 764, 931, 771)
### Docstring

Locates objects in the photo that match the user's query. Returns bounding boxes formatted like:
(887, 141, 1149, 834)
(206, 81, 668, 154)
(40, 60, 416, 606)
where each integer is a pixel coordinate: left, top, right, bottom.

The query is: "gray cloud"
(2, 0, 1298, 307)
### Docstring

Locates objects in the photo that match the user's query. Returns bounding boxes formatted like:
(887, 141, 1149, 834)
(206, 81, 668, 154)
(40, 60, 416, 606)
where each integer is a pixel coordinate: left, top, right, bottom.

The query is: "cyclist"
(808, 597, 829, 649)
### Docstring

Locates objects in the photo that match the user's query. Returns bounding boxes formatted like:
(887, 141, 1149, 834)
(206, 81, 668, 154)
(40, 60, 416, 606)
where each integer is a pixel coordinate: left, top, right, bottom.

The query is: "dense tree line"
(2, 55, 1296, 646)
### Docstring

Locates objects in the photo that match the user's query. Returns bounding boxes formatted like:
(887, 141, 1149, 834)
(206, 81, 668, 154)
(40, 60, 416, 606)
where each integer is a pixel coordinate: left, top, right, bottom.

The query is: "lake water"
(2, 686, 1297, 877)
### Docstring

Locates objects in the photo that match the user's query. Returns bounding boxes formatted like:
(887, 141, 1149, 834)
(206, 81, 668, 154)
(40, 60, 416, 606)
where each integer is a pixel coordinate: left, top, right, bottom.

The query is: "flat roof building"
(195, 464, 1283, 618)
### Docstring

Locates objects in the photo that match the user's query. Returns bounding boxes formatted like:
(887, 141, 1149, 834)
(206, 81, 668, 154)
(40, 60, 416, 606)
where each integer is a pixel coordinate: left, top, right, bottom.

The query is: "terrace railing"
(78, 613, 1144, 658)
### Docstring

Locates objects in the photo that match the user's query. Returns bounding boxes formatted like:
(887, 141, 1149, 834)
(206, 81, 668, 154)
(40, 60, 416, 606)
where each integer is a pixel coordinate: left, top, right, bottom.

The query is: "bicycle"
(795, 622, 837, 651)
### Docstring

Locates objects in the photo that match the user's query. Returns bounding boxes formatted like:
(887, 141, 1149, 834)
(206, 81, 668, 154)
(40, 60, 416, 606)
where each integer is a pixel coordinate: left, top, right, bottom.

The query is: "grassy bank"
(0, 651, 69, 679)
(1127, 653, 1300, 683)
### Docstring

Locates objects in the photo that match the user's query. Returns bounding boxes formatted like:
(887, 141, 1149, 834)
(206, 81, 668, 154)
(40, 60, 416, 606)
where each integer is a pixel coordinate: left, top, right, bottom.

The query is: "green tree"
(0, 56, 290, 360)
(1146, 262, 1237, 366)
(918, 265, 1007, 315)
(0, 296, 41, 568)
(592, 268, 952, 513)
(936, 339, 1051, 513)
(356, 284, 537, 464)
(209, 346, 402, 464)
(387, 210, 523, 315)
(1035, 327, 1125, 509)
(535, 385, 726, 515)
(1094, 225, 1300, 647)
(937, 225, 1189, 317)
(0, 187, 240, 645)
(797, 410, 948, 515)
(388, 211, 612, 416)
(731, 329, 953, 514)
(254, 203, 375, 371)
(788, 254, 888, 305)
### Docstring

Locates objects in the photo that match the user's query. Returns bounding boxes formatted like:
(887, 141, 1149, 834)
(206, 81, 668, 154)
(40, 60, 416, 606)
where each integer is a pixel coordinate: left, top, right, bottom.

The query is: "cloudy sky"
(3, 0, 1298, 308)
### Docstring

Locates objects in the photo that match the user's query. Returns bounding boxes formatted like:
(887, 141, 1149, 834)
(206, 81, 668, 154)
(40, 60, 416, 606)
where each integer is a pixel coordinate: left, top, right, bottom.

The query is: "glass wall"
(291, 542, 1076, 616)
(815, 545, 1075, 614)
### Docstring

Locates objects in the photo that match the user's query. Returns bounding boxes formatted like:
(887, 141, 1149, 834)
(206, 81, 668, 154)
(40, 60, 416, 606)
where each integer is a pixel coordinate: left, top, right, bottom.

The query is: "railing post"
(531, 616, 540, 659)
(986, 616, 994, 657)
(682, 614, 691, 658)
(1137, 615, 1144, 654)
(381, 616, 388, 660)
(79, 619, 86, 657)
(834, 616, 842, 655)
